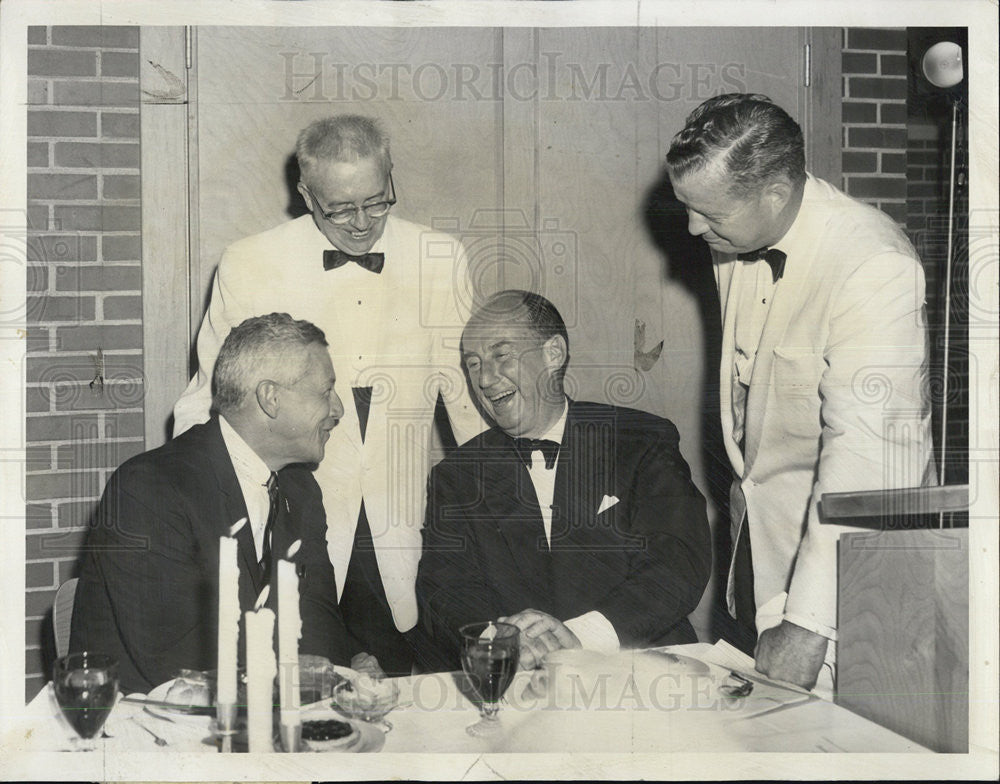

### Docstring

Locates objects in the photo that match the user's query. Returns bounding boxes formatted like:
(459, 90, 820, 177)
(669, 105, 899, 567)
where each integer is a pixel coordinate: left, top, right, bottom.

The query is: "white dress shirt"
(218, 415, 272, 561)
(731, 258, 781, 448)
(522, 400, 620, 655)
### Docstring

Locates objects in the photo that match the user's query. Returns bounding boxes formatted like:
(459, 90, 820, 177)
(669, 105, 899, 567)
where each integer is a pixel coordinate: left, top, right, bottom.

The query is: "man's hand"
(754, 620, 828, 690)
(350, 651, 386, 680)
(499, 608, 581, 670)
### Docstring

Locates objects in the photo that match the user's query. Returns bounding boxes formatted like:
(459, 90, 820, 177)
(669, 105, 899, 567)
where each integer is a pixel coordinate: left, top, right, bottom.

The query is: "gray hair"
(296, 115, 391, 187)
(665, 93, 805, 198)
(212, 313, 328, 416)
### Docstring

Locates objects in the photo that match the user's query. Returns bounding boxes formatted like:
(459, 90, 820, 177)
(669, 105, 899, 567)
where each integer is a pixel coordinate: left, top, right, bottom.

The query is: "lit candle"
(277, 556, 301, 742)
(245, 593, 275, 753)
(217, 522, 243, 711)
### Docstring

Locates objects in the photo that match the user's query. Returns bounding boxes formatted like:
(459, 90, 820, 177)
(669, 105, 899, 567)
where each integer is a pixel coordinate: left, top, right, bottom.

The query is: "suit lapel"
(234, 522, 263, 600)
(551, 401, 597, 549)
(715, 256, 746, 477)
(550, 401, 621, 552)
(269, 480, 295, 564)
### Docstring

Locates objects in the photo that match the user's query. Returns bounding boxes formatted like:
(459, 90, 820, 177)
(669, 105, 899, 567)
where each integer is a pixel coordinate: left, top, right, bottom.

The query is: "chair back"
(52, 578, 79, 659)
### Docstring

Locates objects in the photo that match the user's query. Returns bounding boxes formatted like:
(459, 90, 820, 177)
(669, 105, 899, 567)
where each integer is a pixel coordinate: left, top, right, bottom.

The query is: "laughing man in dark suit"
(71, 313, 379, 693)
(416, 290, 711, 671)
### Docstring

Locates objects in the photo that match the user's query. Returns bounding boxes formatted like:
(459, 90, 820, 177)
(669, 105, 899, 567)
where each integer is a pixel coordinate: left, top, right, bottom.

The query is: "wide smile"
(486, 389, 516, 410)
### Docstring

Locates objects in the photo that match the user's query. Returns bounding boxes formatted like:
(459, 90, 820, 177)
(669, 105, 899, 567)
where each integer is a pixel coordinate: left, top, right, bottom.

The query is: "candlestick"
(277, 559, 302, 751)
(216, 532, 241, 750)
(245, 607, 276, 753)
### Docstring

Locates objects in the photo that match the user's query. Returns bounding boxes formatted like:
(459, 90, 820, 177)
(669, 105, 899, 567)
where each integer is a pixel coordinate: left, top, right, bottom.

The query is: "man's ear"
(542, 334, 568, 372)
(762, 178, 793, 216)
(256, 379, 281, 419)
(296, 181, 314, 211)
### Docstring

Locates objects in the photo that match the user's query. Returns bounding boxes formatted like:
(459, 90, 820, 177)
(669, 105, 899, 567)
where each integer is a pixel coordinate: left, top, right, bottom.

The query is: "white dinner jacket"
(173, 214, 487, 631)
(716, 176, 934, 639)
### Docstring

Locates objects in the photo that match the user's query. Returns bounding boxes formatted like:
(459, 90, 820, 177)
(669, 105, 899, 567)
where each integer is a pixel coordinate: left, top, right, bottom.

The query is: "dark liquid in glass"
(461, 647, 518, 703)
(55, 679, 117, 739)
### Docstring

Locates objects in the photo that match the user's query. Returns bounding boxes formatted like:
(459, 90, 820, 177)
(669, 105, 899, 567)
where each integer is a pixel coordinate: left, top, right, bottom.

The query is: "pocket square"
(598, 495, 620, 515)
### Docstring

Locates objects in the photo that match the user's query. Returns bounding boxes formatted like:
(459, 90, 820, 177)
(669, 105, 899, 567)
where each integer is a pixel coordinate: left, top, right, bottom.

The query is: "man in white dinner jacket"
(666, 93, 933, 691)
(173, 115, 486, 674)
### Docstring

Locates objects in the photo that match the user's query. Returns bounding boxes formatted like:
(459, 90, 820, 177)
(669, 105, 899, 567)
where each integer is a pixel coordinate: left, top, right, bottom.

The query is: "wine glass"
(459, 621, 520, 737)
(52, 652, 119, 750)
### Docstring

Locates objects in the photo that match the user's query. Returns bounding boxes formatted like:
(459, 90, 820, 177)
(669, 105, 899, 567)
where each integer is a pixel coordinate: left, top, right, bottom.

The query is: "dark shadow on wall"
(178, 153, 306, 397)
(642, 170, 753, 655)
(37, 606, 57, 688)
(284, 153, 310, 220)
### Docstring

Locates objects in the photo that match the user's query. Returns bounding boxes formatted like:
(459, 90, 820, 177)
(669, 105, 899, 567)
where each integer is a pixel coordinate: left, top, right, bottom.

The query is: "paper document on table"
(659, 640, 815, 720)
(687, 640, 813, 695)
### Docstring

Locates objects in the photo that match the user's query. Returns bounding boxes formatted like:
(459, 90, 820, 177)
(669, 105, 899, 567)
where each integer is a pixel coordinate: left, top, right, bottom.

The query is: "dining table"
(3, 640, 932, 780)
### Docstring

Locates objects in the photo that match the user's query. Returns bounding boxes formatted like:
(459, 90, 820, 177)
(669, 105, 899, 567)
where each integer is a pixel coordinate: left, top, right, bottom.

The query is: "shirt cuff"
(782, 612, 837, 643)
(564, 611, 620, 655)
(757, 591, 837, 643)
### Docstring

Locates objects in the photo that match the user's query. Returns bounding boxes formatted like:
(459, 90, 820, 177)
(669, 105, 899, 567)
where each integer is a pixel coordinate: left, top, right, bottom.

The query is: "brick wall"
(841, 25, 969, 489)
(25, 25, 145, 701)
(841, 27, 909, 225)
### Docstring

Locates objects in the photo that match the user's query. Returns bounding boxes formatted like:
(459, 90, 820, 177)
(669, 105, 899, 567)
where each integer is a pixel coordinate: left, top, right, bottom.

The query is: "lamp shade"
(921, 41, 964, 89)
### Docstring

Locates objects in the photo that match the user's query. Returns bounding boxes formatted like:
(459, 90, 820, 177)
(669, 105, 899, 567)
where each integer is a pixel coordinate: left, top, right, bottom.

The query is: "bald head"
(462, 290, 569, 438)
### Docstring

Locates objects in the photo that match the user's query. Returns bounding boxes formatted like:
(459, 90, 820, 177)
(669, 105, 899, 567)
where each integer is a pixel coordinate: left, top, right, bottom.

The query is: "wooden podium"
(831, 490, 969, 753)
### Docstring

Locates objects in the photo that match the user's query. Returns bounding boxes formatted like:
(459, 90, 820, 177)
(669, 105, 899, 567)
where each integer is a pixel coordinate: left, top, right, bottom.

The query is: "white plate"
(142, 680, 214, 724)
(140, 679, 212, 725)
(147, 679, 207, 702)
(148, 664, 358, 710)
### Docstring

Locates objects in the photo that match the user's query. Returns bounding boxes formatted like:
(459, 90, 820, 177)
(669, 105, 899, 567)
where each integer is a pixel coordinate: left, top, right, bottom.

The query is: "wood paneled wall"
(142, 26, 840, 638)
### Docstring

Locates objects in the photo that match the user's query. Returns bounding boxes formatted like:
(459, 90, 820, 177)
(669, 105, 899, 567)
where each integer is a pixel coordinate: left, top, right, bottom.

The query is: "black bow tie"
(323, 249, 384, 274)
(512, 437, 561, 470)
(737, 247, 786, 283)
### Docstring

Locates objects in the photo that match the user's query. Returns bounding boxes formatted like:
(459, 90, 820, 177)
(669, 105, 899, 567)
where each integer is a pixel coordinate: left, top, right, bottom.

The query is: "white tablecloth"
(6, 643, 928, 757)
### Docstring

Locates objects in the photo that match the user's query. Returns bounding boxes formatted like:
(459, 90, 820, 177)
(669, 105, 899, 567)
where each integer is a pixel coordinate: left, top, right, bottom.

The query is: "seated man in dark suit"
(71, 313, 378, 693)
(416, 290, 711, 671)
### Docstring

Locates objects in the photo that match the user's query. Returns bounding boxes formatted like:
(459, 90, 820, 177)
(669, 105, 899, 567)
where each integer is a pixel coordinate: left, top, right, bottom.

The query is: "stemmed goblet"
(52, 652, 119, 750)
(331, 677, 401, 732)
(459, 621, 520, 737)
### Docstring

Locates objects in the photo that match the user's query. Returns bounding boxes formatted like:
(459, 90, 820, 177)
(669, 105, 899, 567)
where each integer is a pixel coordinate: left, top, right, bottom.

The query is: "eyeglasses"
(303, 173, 396, 225)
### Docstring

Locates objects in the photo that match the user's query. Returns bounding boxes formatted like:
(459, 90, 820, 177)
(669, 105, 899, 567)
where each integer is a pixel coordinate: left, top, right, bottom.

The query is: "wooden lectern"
(826, 486, 970, 753)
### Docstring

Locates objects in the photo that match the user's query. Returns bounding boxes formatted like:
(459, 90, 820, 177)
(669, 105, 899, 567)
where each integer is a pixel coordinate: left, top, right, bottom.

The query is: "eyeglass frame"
(300, 172, 397, 225)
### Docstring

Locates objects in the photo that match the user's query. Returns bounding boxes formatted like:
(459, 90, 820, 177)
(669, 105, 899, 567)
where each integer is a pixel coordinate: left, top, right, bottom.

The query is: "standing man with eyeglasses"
(173, 115, 486, 675)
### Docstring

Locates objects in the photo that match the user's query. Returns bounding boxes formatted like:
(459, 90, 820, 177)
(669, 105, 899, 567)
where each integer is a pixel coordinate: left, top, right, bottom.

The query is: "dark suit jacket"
(415, 399, 711, 670)
(70, 417, 351, 693)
